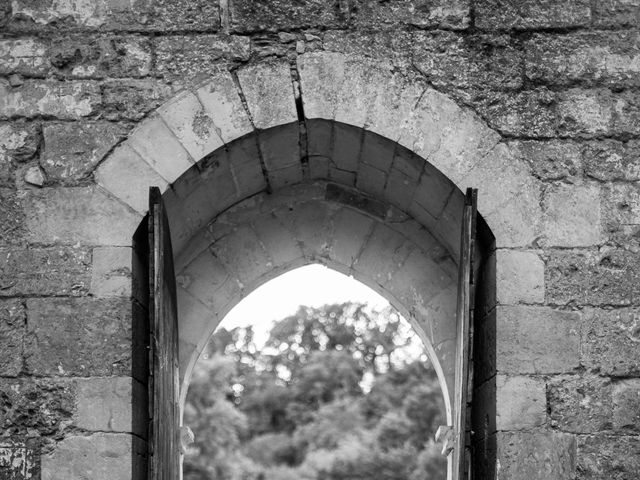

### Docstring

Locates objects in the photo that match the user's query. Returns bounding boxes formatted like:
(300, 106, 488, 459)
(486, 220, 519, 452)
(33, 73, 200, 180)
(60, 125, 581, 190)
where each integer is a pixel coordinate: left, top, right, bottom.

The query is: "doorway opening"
(182, 265, 448, 480)
(131, 122, 497, 480)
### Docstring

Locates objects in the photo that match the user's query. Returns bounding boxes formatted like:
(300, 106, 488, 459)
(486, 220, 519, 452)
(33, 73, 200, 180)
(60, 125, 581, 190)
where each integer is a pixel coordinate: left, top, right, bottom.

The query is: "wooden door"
(452, 188, 477, 480)
(148, 186, 181, 480)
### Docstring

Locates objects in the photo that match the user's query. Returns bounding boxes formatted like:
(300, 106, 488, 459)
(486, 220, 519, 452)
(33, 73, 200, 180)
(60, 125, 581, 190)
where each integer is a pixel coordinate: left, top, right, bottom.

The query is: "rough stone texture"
(90, 247, 132, 297)
(576, 435, 640, 480)
(413, 32, 522, 90)
(0, 247, 91, 296)
(0, 378, 75, 437)
(0, 80, 101, 119)
(48, 36, 152, 79)
(41, 122, 128, 184)
(41, 433, 146, 480)
(25, 297, 132, 376)
(0, 188, 25, 245)
(496, 306, 580, 374)
(0, 438, 39, 480)
(0, 122, 40, 177)
(542, 183, 604, 247)
(496, 375, 546, 430)
(351, 0, 471, 29)
(526, 31, 640, 87)
(612, 379, 640, 432)
(155, 35, 251, 81)
(546, 248, 640, 306)
(496, 431, 576, 480)
(9, 0, 220, 32)
(475, 0, 591, 30)
(592, 0, 640, 27)
(601, 184, 640, 241)
(510, 140, 581, 181)
(236, 61, 297, 130)
(0, 300, 25, 377)
(23, 186, 141, 246)
(469, 88, 640, 138)
(230, 0, 346, 32)
(0, 38, 49, 77)
(548, 375, 613, 433)
(74, 377, 145, 435)
(495, 249, 544, 305)
(581, 308, 640, 376)
(583, 140, 640, 181)
(101, 79, 173, 121)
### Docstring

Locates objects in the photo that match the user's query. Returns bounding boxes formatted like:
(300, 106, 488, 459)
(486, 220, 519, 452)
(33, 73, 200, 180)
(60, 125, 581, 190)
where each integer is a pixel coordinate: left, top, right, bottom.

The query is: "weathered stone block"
(0, 247, 90, 296)
(0, 188, 25, 245)
(326, 207, 372, 268)
(155, 35, 250, 80)
(237, 60, 297, 130)
(322, 30, 415, 68)
(258, 125, 300, 173)
(413, 32, 522, 90)
(546, 249, 640, 306)
(526, 32, 640, 87)
(509, 140, 581, 181)
(23, 186, 142, 246)
(41, 121, 129, 183)
(195, 71, 254, 144)
(475, 0, 591, 30)
(0, 80, 100, 119)
(384, 168, 417, 211)
(542, 183, 604, 247)
(548, 375, 613, 433)
(95, 143, 167, 214)
(351, 0, 470, 29)
(25, 297, 132, 376)
(230, 0, 345, 32)
(583, 140, 640, 181)
(601, 184, 640, 240)
(612, 379, 640, 432)
(495, 249, 544, 305)
(48, 35, 152, 78)
(144, 0, 221, 32)
(593, 0, 640, 27)
(581, 308, 640, 376)
(496, 375, 546, 430)
(101, 79, 173, 121)
(0, 38, 48, 76)
(9, 0, 219, 32)
(41, 433, 146, 480)
(0, 438, 39, 480)
(210, 224, 272, 287)
(0, 122, 39, 166)
(577, 435, 640, 479)
(496, 431, 576, 480)
(74, 377, 146, 436)
(91, 247, 132, 297)
(472, 88, 640, 138)
(0, 300, 25, 376)
(0, 378, 75, 437)
(496, 306, 580, 374)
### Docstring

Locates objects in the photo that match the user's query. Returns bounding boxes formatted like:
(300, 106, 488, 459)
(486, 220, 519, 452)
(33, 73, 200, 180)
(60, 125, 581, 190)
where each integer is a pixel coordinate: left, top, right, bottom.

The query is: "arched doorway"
(94, 51, 541, 480)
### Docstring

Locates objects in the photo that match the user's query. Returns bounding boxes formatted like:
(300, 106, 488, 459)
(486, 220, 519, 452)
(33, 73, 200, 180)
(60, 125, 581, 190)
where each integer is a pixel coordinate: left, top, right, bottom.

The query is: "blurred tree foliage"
(183, 303, 447, 480)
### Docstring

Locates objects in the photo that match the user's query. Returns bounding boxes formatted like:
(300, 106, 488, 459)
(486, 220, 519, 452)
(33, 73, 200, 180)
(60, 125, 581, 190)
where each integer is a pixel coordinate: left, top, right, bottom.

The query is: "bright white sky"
(218, 264, 390, 346)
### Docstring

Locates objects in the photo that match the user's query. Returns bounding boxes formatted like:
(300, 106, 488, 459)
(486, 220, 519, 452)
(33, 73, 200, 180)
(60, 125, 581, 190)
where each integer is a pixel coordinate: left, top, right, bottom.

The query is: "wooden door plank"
(452, 188, 477, 480)
(149, 186, 181, 480)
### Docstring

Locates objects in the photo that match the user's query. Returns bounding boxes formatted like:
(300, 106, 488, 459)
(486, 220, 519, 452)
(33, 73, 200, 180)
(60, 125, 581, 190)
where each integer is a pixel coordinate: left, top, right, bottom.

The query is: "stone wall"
(1, 1, 640, 479)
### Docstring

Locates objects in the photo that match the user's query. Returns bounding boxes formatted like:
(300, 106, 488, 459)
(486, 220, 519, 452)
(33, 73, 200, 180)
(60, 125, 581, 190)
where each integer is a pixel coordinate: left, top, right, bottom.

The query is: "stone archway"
(91, 51, 543, 479)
